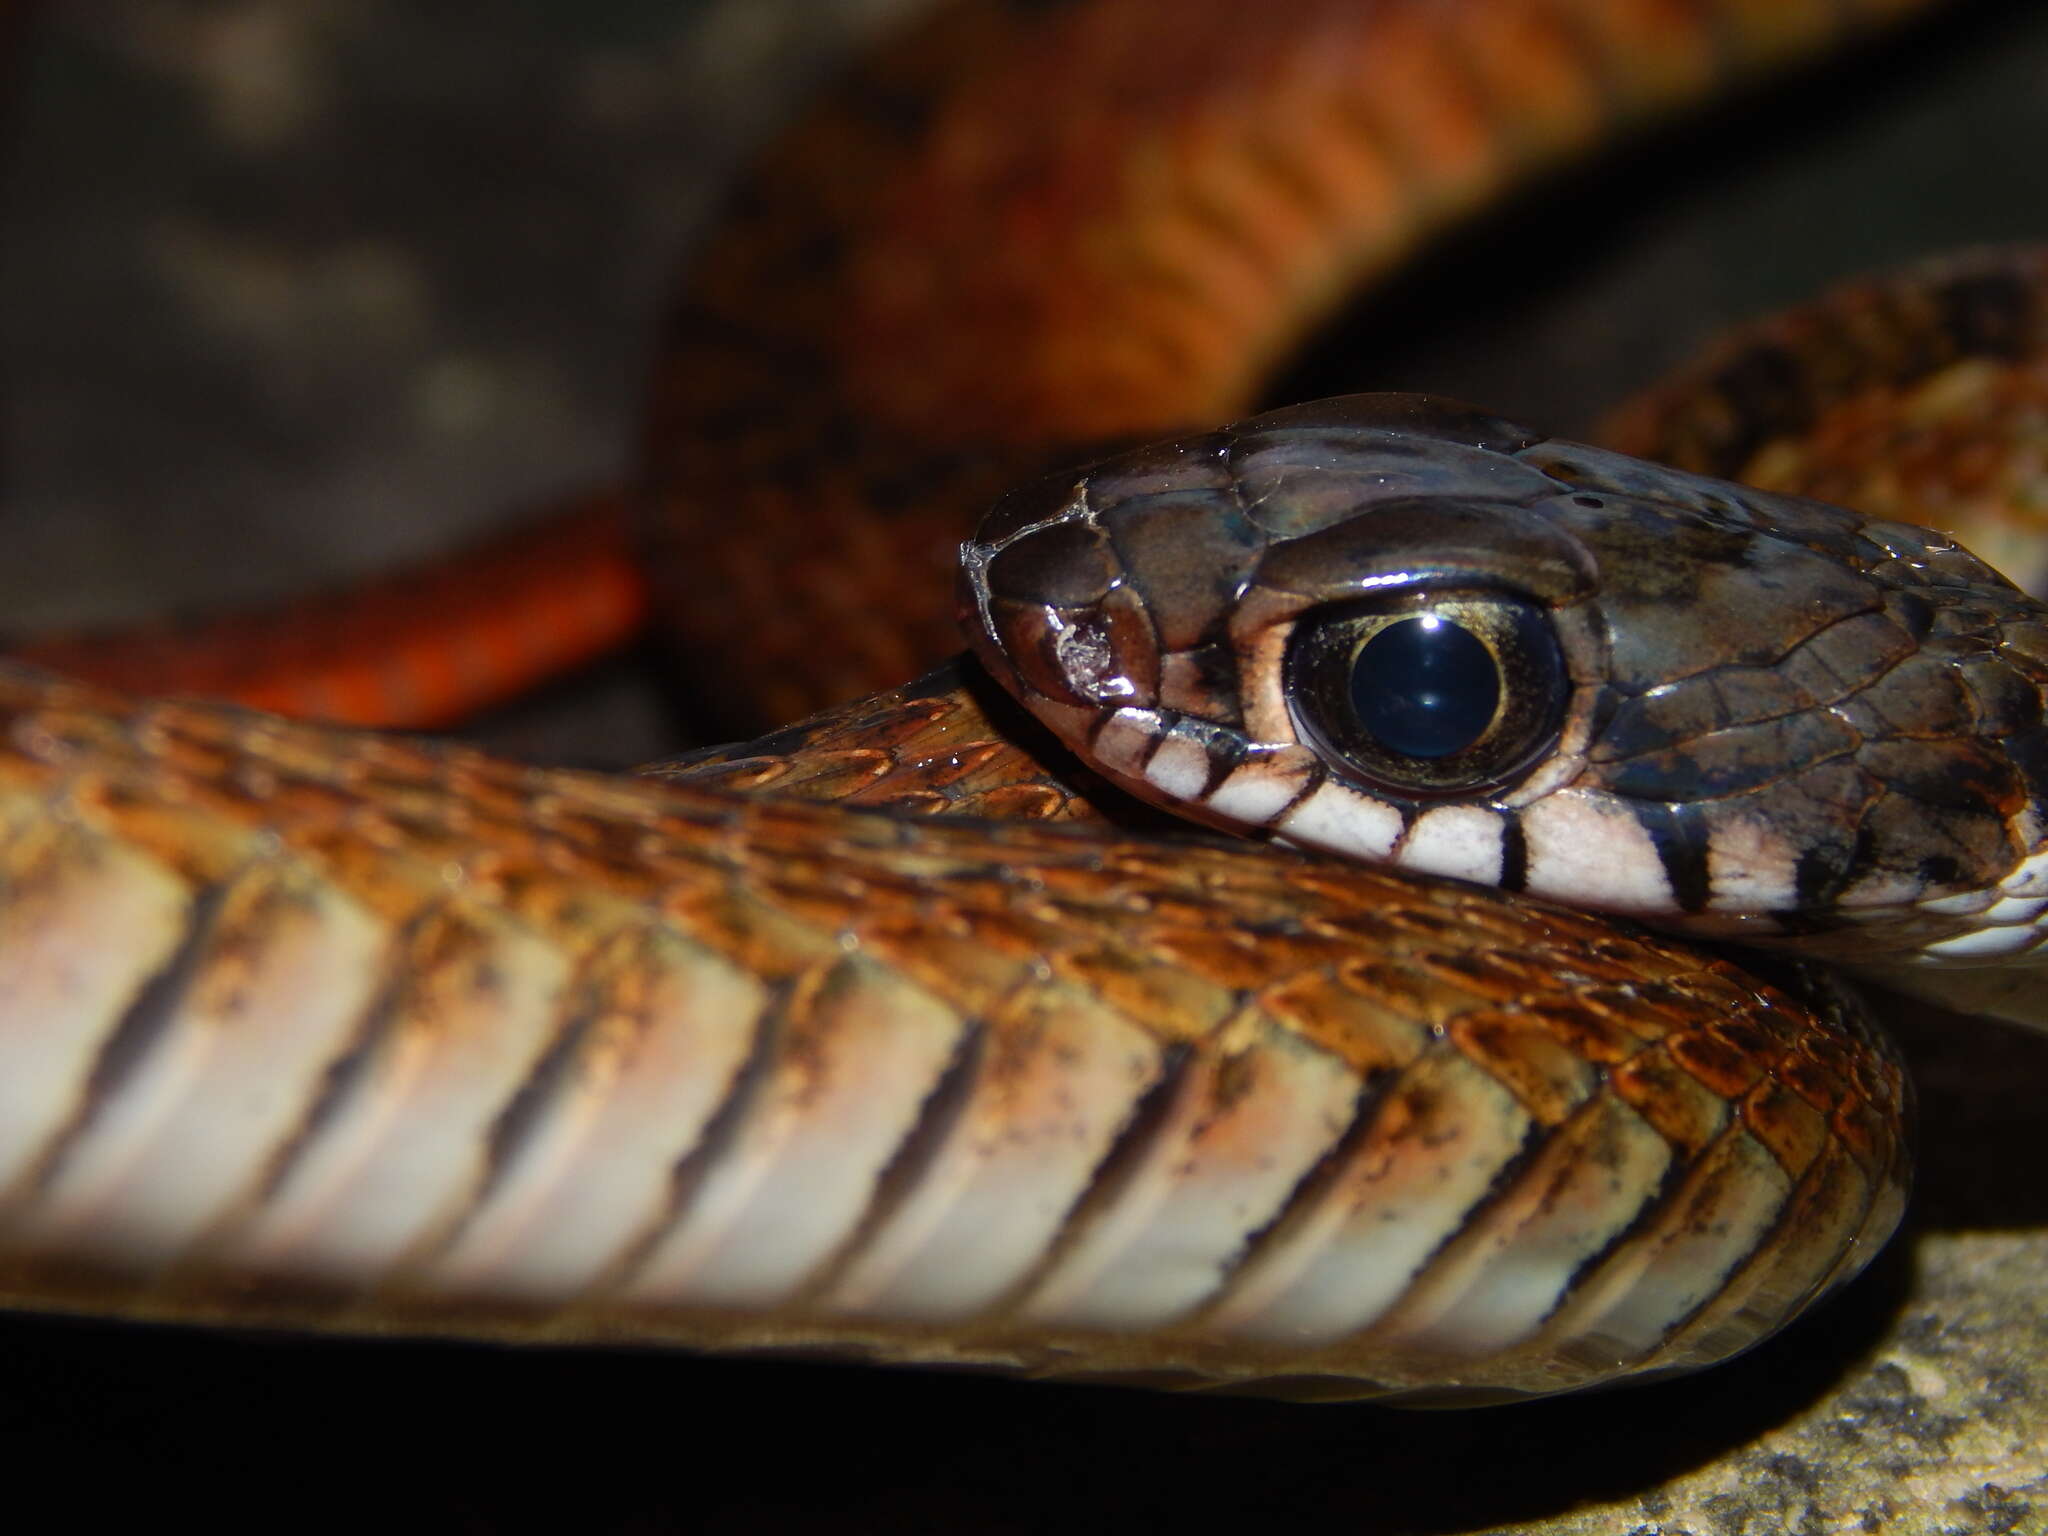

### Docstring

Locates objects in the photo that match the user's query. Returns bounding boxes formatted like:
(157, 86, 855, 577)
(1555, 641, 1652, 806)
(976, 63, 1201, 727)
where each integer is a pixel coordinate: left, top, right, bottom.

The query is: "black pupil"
(1348, 615, 1498, 759)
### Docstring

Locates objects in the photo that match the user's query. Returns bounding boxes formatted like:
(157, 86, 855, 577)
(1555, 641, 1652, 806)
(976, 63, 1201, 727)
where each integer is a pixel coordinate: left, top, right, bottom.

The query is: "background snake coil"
(0, 0, 2043, 1457)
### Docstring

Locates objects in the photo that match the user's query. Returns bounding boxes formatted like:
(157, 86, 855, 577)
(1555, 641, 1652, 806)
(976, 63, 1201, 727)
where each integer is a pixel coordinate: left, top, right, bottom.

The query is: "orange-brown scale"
(0, 661, 1904, 1396)
(649, 0, 1946, 728)
(3, 1, 1950, 732)
(645, 658, 1126, 824)
(1604, 245, 2048, 594)
(10, 492, 648, 729)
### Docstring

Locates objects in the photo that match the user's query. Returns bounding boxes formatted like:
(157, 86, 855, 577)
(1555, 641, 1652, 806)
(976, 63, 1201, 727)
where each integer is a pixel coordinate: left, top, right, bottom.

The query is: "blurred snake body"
(0, 0, 2038, 1403)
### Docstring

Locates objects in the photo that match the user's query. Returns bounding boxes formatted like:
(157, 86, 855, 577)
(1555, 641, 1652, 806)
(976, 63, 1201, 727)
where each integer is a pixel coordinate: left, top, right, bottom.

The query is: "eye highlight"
(1285, 590, 1568, 798)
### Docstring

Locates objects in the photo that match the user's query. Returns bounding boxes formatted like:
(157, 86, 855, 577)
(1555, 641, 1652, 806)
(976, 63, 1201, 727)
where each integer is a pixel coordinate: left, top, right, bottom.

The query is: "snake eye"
(1285, 591, 1568, 798)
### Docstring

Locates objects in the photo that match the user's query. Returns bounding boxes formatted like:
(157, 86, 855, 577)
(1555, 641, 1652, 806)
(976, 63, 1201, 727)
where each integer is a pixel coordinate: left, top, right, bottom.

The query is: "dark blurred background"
(0, 2, 2044, 1531)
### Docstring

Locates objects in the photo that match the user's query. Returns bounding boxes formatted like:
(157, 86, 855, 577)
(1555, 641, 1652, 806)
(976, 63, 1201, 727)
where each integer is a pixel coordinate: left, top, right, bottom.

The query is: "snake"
(0, 0, 2036, 1409)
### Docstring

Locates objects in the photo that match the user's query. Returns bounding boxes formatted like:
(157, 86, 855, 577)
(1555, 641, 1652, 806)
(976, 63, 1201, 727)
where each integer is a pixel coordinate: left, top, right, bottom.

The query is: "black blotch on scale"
(1634, 801, 1715, 913)
(1793, 822, 1875, 911)
(1499, 817, 1529, 894)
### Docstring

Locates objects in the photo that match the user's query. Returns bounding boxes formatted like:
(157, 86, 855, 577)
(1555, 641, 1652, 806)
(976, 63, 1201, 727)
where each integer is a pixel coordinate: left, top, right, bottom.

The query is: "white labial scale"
(0, 819, 193, 1193)
(1917, 887, 2000, 917)
(618, 956, 960, 1312)
(1909, 885, 2048, 962)
(220, 903, 572, 1284)
(417, 933, 769, 1301)
(1202, 1051, 1530, 1345)
(1518, 791, 1674, 911)
(1365, 1097, 1672, 1359)
(1085, 709, 1170, 784)
(1537, 1129, 1791, 1368)
(1202, 752, 1318, 829)
(819, 981, 1162, 1322)
(1275, 781, 1403, 862)
(1999, 845, 2048, 898)
(1141, 734, 1214, 805)
(1702, 814, 1798, 910)
(1397, 805, 1505, 886)
(1982, 894, 2048, 925)
(1018, 1022, 1361, 1330)
(1921, 922, 2048, 960)
(19, 863, 390, 1270)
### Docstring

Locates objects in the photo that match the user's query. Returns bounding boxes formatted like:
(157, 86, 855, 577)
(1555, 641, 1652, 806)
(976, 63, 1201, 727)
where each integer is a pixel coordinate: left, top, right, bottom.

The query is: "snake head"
(961, 393, 2048, 970)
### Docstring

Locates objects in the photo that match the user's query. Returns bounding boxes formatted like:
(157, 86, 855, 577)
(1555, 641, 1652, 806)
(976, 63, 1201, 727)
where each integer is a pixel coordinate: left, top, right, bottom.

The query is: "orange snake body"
(3, 0, 2039, 1425)
(17, 0, 1966, 731)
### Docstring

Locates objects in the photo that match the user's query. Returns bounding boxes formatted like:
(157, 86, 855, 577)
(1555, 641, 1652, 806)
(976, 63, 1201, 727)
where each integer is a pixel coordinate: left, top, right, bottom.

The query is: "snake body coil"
(0, 0, 2025, 1406)
(4, 395, 2007, 1402)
